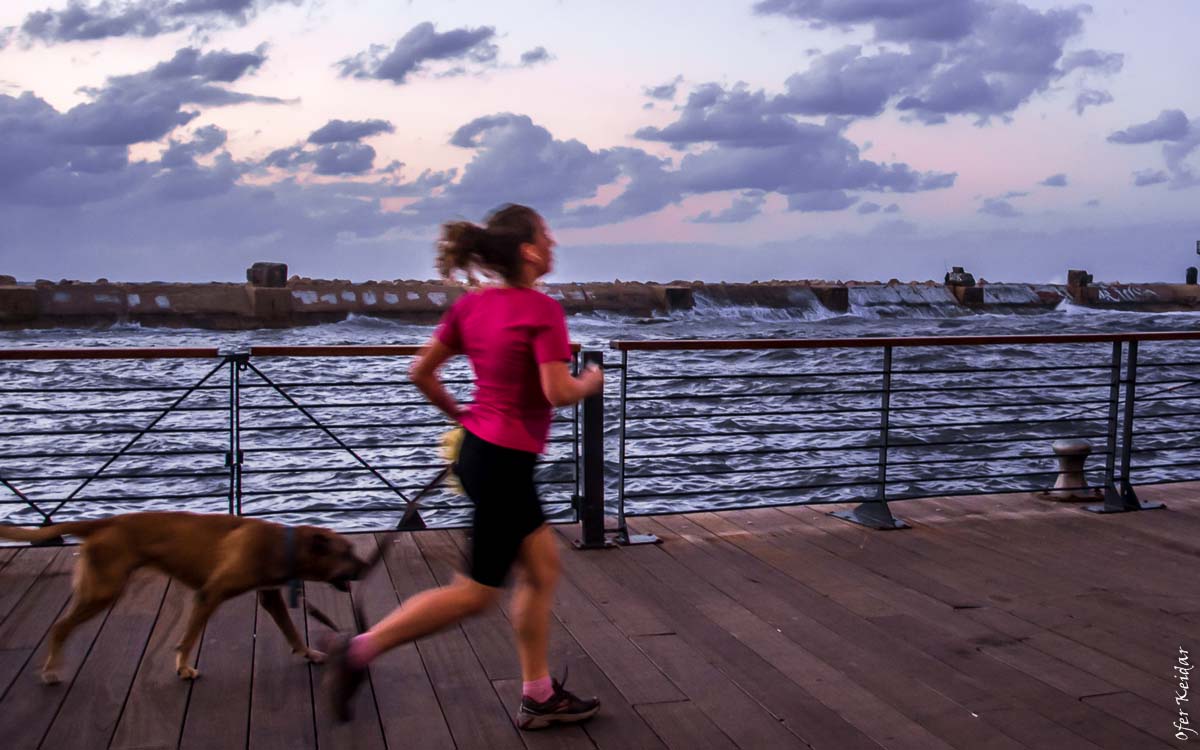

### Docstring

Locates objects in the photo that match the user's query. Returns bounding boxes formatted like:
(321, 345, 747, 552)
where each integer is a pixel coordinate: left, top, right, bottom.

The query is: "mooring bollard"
(1045, 439, 1095, 500)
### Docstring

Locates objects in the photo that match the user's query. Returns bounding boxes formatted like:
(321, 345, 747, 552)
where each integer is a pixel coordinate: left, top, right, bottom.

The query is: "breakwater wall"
(1, 270, 1198, 330)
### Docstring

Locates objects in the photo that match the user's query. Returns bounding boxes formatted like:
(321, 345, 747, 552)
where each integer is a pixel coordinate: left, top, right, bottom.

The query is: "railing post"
(613, 348, 657, 545)
(574, 350, 612, 549)
(831, 345, 908, 529)
(225, 352, 247, 516)
(1088, 339, 1164, 513)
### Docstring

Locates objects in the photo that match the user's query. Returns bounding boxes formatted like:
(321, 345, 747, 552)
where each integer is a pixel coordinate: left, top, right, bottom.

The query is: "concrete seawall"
(0, 272, 1197, 330)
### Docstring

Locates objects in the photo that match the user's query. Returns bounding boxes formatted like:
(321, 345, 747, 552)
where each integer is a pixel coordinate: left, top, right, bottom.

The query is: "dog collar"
(283, 526, 300, 608)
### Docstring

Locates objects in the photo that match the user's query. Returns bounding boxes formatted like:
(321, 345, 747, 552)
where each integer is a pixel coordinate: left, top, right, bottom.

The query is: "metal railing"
(3, 330, 1198, 542)
(0, 346, 581, 533)
(592, 331, 1200, 535)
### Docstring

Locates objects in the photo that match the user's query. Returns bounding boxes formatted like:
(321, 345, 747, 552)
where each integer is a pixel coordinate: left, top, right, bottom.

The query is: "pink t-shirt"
(435, 287, 572, 454)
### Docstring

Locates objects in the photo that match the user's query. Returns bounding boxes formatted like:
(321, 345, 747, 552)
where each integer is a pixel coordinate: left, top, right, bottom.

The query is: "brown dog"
(0, 511, 367, 684)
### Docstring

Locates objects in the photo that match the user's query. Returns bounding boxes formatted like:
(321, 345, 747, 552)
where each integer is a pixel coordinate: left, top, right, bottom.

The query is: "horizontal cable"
(1129, 443, 1200, 455)
(624, 476, 881, 499)
(624, 423, 879, 441)
(889, 415, 1105, 430)
(240, 479, 575, 496)
(627, 368, 885, 382)
(1128, 460, 1200, 471)
(1131, 427, 1200, 438)
(4, 469, 228, 482)
(627, 443, 879, 460)
(1130, 409, 1200, 421)
(238, 500, 574, 518)
(887, 432, 1110, 449)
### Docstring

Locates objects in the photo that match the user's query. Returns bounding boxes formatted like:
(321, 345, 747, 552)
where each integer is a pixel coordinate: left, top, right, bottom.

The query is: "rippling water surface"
(1, 301, 1197, 531)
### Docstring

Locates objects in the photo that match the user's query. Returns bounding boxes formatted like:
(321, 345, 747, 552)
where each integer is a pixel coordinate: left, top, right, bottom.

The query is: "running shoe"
(517, 668, 601, 730)
(322, 633, 367, 723)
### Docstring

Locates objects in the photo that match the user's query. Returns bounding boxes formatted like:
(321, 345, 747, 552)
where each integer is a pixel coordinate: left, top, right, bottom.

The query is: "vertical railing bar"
(574, 350, 611, 548)
(877, 345, 892, 503)
(1120, 341, 1138, 497)
(618, 349, 628, 535)
(1103, 341, 1122, 498)
(572, 351, 581, 523)
(227, 355, 238, 515)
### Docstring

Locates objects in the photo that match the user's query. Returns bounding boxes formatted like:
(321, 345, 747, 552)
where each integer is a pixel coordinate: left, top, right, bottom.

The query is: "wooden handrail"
(0, 347, 221, 360)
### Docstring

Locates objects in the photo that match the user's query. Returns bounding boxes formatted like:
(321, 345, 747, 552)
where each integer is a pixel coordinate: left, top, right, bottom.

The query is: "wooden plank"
(409, 531, 525, 750)
(595, 541, 884, 749)
(41, 571, 169, 750)
(632, 634, 810, 749)
(178, 590, 256, 750)
(109, 580, 194, 750)
(1081, 691, 1179, 740)
(872, 613, 1175, 750)
(0, 547, 61, 629)
(306, 579, 387, 750)
(634, 701, 738, 750)
(0, 547, 18, 572)
(364, 533, 456, 750)
(247, 587, 316, 750)
(646, 514, 1027, 750)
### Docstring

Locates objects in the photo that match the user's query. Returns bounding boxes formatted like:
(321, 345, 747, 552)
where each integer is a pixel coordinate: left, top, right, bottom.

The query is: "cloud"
(1039, 173, 1067, 187)
(1084, 198, 1099, 207)
(55, 46, 280, 147)
(519, 46, 552, 66)
(857, 201, 881, 214)
(307, 119, 395, 144)
(786, 189, 858, 212)
(1073, 89, 1112, 115)
(1133, 169, 1169, 187)
(759, 1, 1122, 125)
(337, 22, 499, 84)
(979, 197, 1019, 217)
(644, 75, 683, 101)
(753, 0, 985, 42)
(1109, 110, 1200, 189)
(18, 0, 299, 44)
(884, 203, 900, 213)
(688, 191, 766, 223)
(636, 84, 955, 199)
(1108, 109, 1190, 144)
(160, 124, 227, 167)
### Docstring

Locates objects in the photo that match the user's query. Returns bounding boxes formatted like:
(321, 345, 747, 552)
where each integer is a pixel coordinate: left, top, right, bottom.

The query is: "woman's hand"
(539, 361, 604, 407)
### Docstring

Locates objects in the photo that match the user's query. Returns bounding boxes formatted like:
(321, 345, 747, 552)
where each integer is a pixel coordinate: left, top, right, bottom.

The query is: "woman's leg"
(510, 525, 560, 682)
(365, 574, 498, 655)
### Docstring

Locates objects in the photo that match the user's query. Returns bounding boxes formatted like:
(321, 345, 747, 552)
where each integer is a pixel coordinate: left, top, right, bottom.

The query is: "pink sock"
(523, 675, 554, 703)
(347, 634, 378, 669)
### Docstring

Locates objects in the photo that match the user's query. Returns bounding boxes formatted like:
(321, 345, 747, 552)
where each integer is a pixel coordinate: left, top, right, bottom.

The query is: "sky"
(1, 0, 1199, 284)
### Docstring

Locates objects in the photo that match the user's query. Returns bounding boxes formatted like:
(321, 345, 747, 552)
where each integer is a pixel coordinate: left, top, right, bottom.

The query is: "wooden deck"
(0, 483, 1196, 749)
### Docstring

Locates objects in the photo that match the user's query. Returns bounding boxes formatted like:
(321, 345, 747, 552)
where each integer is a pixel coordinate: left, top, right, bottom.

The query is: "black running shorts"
(456, 428, 546, 588)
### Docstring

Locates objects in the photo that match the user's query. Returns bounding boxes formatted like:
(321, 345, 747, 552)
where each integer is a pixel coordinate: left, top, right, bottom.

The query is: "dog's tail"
(0, 519, 110, 543)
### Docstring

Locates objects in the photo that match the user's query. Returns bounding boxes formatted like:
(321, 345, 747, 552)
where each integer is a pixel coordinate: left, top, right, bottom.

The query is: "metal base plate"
(616, 532, 660, 546)
(830, 509, 910, 530)
(572, 537, 617, 550)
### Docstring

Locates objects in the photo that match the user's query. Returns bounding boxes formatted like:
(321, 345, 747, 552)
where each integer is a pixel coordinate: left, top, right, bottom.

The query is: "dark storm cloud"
(19, 0, 299, 44)
(307, 119, 395, 144)
(337, 22, 499, 84)
(757, 1, 1121, 125)
(1039, 173, 1067, 187)
(312, 142, 377, 175)
(688, 191, 766, 223)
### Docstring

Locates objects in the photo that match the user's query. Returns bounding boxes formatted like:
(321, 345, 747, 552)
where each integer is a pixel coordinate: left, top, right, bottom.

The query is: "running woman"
(324, 204, 604, 729)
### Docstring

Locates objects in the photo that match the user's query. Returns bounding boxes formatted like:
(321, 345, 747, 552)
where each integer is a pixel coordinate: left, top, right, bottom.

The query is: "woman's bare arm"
(539, 361, 604, 408)
(409, 338, 466, 421)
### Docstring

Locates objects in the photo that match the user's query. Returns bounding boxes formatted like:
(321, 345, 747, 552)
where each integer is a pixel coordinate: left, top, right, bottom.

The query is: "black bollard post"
(1187, 266, 1197, 285)
(574, 351, 612, 549)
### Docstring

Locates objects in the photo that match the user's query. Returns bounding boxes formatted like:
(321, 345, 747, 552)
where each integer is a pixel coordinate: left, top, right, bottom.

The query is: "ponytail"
(434, 204, 541, 285)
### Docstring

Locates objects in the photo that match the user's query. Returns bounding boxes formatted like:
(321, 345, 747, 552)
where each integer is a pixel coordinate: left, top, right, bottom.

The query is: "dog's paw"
(41, 669, 61, 685)
(303, 648, 326, 664)
(176, 665, 200, 680)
